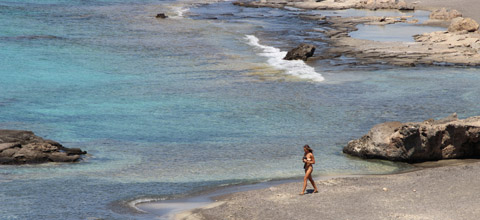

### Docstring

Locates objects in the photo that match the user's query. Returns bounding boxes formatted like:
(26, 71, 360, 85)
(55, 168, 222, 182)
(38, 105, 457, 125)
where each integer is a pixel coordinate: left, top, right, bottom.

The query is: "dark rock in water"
(0, 130, 87, 165)
(343, 113, 480, 163)
(283, 43, 316, 61)
(156, 13, 168, 19)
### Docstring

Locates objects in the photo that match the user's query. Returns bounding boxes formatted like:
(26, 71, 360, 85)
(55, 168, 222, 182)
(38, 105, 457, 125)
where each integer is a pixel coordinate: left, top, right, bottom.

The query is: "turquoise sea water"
(2, 0, 480, 219)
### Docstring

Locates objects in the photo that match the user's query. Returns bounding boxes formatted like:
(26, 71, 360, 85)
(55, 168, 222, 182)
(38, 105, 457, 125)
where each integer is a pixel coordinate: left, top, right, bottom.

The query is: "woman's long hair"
(304, 144, 313, 153)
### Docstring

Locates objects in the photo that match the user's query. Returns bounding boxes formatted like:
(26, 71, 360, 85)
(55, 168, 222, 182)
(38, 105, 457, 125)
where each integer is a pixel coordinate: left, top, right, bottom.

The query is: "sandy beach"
(184, 160, 480, 220)
(168, 1, 480, 219)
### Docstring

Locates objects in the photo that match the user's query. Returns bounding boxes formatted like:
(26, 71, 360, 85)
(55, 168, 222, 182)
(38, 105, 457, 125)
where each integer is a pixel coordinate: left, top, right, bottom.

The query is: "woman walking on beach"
(300, 144, 318, 195)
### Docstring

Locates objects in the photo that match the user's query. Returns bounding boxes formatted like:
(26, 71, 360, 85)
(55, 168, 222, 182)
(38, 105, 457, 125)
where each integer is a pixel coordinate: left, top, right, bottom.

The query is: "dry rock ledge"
(234, 0, 480, 66)
(0, 130, 87, 165)
(343, 114, 480, 162)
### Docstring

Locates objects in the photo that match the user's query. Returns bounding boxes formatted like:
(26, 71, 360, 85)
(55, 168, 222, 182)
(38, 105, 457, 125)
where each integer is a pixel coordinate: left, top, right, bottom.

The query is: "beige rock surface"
(344, 114, 480, 162)
(404, 0, 480, 23)
(429, 8, 462, 20)
(448, 17, 480, 32)
(318, 15, 480, 66)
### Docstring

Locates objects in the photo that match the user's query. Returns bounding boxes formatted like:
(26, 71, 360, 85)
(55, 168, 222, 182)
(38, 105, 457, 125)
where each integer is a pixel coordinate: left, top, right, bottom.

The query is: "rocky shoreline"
(0, 130, 87, 165)
(165, 2, 480, 219)
(234, 0, 480, 66)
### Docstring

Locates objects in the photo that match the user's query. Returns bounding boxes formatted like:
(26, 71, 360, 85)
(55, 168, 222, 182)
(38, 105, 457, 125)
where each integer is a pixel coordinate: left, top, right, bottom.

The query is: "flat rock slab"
(0, 130, 87, 165)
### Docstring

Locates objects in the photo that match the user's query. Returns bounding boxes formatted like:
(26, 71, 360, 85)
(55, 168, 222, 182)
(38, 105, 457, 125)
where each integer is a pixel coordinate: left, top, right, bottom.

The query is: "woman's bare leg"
(300, 167, 313, 194)
(308, 174, 318, 192)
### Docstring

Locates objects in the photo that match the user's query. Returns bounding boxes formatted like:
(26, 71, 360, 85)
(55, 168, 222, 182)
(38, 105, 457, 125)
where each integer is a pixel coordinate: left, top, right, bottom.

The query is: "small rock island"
(0, 130, 87, 165)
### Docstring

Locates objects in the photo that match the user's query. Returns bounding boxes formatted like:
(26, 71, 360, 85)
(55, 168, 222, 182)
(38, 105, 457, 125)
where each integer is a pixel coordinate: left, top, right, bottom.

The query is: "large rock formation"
(0, 130, 87, 165)
(429, 8, 462, 20)
(448, 17, 480, 32)
(283, 43, 316, 61)
(343, 114, 480, 162)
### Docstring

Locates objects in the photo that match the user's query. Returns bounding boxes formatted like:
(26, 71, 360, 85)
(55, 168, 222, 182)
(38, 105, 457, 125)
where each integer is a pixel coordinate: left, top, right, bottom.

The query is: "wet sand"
(187, 160, 480, 220)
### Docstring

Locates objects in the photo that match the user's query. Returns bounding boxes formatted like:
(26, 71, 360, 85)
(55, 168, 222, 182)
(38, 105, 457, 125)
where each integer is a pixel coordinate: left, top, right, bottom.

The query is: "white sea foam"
(128, 197, 165, 213)
(171, 6, 190, 18)
(244, 35, 324, 82)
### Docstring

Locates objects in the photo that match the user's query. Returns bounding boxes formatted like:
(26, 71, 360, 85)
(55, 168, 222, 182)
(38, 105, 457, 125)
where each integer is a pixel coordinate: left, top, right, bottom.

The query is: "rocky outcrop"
(311, 14, 480, 66)
(233, 1, 287, 9)
(343, 114, 480, 162)
(283, 43, 316, 61)
(233, 0, 414, 10)
(234, 0, 480, 66)
(448, 17, 479, 32)
(0, 130, 87, 165)
(355, 0, 414, 10)
(429, 8, 462, 20)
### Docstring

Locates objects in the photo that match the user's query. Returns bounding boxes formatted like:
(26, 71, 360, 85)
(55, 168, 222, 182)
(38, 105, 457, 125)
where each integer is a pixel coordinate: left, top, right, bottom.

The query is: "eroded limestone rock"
(0, 130, 87, 165)
(429, 8, 462, 20)
(448, 17, 479, 32)
(343, 114, 480, 162)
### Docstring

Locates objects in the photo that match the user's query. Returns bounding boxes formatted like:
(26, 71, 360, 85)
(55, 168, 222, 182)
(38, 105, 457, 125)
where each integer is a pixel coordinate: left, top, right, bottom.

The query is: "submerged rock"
(448, 17, 479, 32)
(0, 130, 87, 165)
(343, 113, 480, 162)
(283, 43, 316, 61)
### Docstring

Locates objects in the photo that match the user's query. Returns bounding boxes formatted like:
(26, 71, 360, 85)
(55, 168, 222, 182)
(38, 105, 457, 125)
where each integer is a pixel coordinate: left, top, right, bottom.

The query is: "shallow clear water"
(1, 1, 480, 219)
(348, 10, 445, 42)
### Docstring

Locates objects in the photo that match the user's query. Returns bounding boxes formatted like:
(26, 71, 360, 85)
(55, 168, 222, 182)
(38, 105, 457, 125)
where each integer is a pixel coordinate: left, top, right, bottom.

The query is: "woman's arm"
(306, 153, 315, 165)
